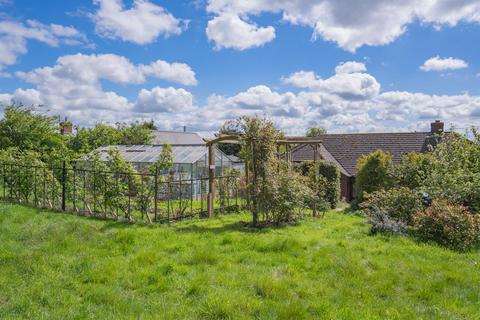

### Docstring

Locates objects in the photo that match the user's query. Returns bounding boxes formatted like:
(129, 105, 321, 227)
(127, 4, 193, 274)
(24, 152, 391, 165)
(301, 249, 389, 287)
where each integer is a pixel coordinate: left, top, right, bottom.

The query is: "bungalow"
(289, 121, 445, 202)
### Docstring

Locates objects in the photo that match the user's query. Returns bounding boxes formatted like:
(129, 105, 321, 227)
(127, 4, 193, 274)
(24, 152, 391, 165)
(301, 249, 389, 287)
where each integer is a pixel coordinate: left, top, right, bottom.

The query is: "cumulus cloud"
(92, 0, 184, 44)
(2, 59, 480, 134)
(335, 61, 367, 74)
(17, 53, 197, 87)
(0, 19, 89, 72)
(420, 56, 468, 71)
(206, 14, 275, 50)
(1, 53, 198, 125)
(135, 87, 194, 113)
(206, 0, 480, 51)
(283, 61, 380, 100)
(140, 60, 198, 86)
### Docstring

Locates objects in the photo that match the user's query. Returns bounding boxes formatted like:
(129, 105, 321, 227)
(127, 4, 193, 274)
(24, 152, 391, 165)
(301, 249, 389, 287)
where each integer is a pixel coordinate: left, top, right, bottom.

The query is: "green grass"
(0, 203, 479, 319)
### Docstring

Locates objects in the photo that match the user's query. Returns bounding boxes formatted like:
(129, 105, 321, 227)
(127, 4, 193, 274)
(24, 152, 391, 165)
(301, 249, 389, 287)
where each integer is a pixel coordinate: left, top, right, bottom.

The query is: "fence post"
(154, 165, 158, 222)
(207, 144, 215, 218)
(61, 160, 66, 211)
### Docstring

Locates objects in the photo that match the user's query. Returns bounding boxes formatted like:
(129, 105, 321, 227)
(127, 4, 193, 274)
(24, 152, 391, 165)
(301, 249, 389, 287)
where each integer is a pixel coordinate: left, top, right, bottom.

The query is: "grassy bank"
(0, 203, 479, 319)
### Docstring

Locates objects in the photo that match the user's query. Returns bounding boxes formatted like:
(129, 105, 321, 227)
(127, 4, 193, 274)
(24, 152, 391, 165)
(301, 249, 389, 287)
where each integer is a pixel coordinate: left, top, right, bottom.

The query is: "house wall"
(340, 174, 355, 202)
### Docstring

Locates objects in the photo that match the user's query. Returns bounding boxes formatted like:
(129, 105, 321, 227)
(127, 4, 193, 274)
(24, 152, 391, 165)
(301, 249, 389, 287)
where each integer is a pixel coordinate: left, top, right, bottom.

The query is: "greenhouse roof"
(96, 145, 211, 164)
(152, 131, 205, 145)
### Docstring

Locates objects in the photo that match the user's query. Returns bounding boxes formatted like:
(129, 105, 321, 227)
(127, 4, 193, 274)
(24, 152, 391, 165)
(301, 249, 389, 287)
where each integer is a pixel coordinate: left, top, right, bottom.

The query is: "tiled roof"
(290, 132, 436, 176)
(152, 131, 205, 145)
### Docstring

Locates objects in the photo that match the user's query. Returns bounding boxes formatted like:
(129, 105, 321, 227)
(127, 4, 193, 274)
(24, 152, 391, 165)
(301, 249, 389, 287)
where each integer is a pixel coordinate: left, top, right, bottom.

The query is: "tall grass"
(0, 203, 479, 319)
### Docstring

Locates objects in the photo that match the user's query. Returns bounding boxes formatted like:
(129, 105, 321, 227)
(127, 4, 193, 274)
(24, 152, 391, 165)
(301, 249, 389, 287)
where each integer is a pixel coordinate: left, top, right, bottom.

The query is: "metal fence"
(0, 161, 246, 223)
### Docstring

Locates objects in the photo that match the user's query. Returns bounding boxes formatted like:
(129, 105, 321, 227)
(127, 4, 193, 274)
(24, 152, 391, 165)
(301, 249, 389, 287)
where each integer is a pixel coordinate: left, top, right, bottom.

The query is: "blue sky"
(1, 0, 480, 134)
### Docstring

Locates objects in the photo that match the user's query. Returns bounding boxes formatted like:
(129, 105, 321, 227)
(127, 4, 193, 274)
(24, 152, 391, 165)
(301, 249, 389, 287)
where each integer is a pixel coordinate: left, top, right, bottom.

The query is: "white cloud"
(3, 59, 480, 133)
(17, 53, 197, 87)
(92, 0, 184, 44)
(0, 19, 88, 71)
(335, 61, 367, 74)
(135, 87, 194, 113)
(206, 0, 480, 52)
(206, 14, 275, 50)
(420, 56, 468, 71)
(283, 61, 380, 100)
(3, 53, 197, 125)
(140, 60, 198, 86)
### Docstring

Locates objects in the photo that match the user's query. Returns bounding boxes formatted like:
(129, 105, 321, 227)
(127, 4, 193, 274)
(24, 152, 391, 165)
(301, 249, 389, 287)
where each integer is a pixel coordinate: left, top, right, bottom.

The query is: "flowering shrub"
(414, 200, 480, 252)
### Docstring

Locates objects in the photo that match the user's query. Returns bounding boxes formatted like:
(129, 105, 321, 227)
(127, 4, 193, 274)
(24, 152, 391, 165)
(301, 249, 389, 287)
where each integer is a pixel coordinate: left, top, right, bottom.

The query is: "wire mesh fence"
(0, 161, 246, 223)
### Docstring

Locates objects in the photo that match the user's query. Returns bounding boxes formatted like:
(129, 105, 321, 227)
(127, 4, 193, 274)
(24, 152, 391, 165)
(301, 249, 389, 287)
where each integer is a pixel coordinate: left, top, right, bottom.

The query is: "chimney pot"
(430, 120, 444, 134)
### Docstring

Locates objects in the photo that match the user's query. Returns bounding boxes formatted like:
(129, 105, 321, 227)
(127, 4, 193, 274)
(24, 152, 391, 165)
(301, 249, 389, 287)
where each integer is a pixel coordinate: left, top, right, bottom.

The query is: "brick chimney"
(60, 117, 73, 135)
(430, 120, 444, 134)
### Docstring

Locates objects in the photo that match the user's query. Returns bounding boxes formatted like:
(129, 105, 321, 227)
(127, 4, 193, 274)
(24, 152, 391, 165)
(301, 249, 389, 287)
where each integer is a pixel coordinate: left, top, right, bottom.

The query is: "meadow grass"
(0, 203, 479, 319)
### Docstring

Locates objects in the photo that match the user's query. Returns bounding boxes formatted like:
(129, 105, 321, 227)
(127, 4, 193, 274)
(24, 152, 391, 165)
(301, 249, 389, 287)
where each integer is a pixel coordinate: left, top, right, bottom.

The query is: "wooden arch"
(205, 134, 323, 217)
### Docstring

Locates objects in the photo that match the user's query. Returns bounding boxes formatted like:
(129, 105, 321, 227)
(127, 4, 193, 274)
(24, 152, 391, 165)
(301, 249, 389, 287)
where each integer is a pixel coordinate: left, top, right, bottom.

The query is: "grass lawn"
(0, 204, 479, 319)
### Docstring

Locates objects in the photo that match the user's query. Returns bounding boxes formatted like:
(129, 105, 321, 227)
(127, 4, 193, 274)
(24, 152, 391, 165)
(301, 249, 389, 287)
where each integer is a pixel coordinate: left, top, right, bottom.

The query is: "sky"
(1, 0, 480, 135)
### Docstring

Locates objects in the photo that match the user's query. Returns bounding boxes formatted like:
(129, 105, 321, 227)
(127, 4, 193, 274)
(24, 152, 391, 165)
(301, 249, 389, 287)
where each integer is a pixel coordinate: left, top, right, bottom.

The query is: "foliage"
(368, 210, 408, 235)
(393, 152, 435, 189)
(422, 132, 480, 213)
(361, 187, 424, 226)
(318, 161, 340, 209)
(103, 148, 140, 221)
(260, 163, 312, 223)
(217, 168, 241, 209)
(136, 143, 175, 218)
(69, 121, 154, 154)
(0, 148, 61, 207)
(305, 127, 327, 137)
(414, 200, 480, 252)
(0, 104, 69, 157)
(222, 116, 314, 225)
(355, 149, 395, 203)
(298, 160, 336, 211)
(117, 121, 155, 145)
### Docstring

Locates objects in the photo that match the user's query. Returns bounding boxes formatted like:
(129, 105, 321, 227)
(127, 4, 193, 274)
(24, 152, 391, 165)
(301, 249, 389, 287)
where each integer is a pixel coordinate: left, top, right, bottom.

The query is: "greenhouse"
(95, 144, 235, 178)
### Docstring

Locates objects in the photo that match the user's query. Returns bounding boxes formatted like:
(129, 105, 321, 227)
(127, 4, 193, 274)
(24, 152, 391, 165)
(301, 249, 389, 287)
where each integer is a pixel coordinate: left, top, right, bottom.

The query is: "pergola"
(205, 134, 323, 217)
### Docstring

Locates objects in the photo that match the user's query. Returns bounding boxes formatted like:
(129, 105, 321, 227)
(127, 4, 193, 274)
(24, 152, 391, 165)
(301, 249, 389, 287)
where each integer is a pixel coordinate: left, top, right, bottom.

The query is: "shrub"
(260, 163, 313, 224)
(318, 161, 340, 209)
(414, 200, 480, 252)
(361, 187, 424, 225)
(368, 210, 408, 235)
(297, 160, 340, 209)
(423, 132, 480, 213)
(355, 150, 395, 203)
(393, 152, 435, 189)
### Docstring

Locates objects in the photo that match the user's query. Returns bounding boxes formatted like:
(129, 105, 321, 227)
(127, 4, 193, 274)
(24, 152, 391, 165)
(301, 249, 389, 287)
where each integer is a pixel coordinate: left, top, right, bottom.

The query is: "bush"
(393, 152, 435, 189)
(259, 163, 313, 224)
(368, 210, 408, 235)
(355, 150, 395, 203)
(361, 187, 424, 225)
(318, 161, 340, 209)
(297, 160, 340, 209)
(414, 200, 480, 252)
(423, 132, 480, 213)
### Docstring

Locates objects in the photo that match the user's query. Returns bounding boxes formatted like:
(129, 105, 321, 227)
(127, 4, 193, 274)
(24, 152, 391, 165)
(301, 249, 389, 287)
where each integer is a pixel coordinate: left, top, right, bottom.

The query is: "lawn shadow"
(173, 220, 291, 235)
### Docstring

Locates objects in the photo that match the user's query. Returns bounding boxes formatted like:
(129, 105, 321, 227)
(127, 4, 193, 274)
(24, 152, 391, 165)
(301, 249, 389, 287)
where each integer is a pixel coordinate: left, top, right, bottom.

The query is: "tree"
(0, 104, 68, 157)
(117, 121, 154, 145)
(355, 149, 394, 203)
(69, 122, 154, 154)
(69, 124, 121, 154)
(305, 127, 327, 137)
